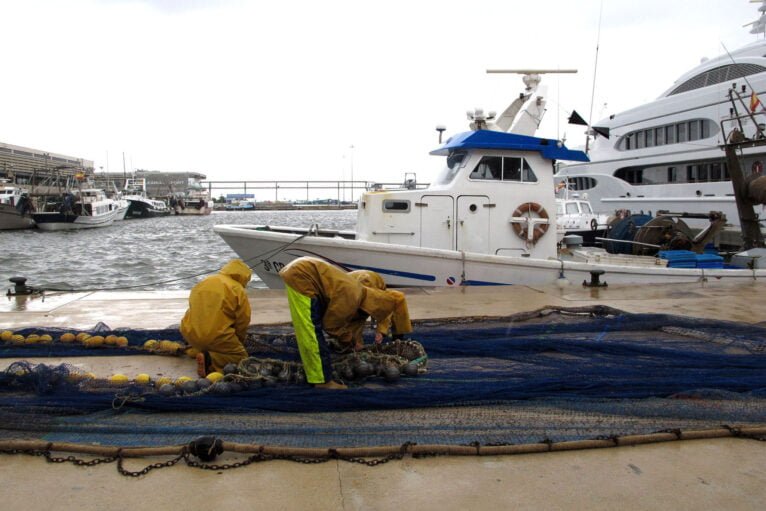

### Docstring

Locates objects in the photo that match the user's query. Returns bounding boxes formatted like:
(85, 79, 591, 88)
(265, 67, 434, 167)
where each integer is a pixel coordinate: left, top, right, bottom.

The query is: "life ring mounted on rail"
(510, 202, 550, 244)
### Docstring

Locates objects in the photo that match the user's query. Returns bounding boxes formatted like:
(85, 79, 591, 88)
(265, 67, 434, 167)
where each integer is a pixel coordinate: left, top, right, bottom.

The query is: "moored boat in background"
(0, 179, 35, 230)
(32, 188, 121, 231)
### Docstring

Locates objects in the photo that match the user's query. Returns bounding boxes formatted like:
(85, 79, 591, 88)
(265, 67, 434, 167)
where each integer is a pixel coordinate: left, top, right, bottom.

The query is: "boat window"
(469, 156, 502, 180)
(556, 203, 564, 215)
(566, 176, 596, 190)
(434, 151, 467, 185)
(382, 200, 410, 213)
(668, 63, 766, 95)
(581, 202, 592, 214)
(677, 123, 687, 143)
(688, 120, 700, 141)
(654, 127, 664, 145)
(645, 129, 654, 147)
(502, 157, 522, 181)
(666, 125, 676, 144)
(565, 202, 579, 215)
(522, 159, 538, 182)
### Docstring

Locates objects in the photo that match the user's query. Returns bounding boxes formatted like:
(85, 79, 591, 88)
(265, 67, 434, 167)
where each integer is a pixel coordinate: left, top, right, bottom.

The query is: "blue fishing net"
(1, 306, 765, 447)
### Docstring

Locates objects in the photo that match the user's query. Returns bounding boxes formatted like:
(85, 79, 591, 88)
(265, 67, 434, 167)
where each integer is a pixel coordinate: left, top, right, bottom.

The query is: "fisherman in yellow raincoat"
(348, 269, 412, 343)
(181, 259, 252, 376)
(279, 257, 413, 390)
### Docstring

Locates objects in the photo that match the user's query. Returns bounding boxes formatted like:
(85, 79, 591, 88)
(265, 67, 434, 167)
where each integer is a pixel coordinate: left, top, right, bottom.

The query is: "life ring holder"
(510, 202, 550, 244)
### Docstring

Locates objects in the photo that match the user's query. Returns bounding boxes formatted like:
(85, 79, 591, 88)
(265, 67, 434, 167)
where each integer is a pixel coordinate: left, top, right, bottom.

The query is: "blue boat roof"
(430, 130, 589, 162)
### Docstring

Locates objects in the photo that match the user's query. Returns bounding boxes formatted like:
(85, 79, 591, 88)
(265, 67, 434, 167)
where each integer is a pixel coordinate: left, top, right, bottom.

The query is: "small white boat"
(0, 179, 35, 230)
(32, 188, 121, 231)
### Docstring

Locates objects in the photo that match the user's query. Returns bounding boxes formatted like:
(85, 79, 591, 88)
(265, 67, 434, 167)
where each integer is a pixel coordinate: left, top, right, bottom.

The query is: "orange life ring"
(511, 202, 550, 243)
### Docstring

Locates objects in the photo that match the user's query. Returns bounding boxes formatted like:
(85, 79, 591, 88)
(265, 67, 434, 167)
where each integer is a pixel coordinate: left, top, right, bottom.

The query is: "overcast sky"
(1, 0, 761, 194)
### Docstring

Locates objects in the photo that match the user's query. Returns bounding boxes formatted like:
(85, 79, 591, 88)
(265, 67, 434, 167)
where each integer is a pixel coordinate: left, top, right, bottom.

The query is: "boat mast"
(585, 0, 604, 155)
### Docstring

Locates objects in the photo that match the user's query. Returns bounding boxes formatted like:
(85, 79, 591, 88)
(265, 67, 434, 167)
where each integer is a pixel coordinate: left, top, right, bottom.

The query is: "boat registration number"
(261, 259, 286, 272)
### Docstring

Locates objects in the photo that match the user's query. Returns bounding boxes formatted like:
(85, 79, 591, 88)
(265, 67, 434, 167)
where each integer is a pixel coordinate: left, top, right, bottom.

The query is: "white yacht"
(170, 183, 214, 215)
(556, 36, 766, 243)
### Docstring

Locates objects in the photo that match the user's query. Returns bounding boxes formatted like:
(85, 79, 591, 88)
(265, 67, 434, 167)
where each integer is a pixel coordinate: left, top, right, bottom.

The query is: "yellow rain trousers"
(180, 259, 252, 372)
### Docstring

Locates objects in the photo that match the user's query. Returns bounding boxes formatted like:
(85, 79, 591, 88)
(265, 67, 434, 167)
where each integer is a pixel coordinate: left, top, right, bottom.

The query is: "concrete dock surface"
(1, 279, 765, 510)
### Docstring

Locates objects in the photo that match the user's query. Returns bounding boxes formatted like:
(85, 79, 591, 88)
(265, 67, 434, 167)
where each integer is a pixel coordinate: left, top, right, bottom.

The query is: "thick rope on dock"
(0, 425, 764, 476)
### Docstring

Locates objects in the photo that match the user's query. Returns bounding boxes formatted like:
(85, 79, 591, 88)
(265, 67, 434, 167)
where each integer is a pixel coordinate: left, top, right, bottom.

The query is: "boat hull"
(214, 225, 765, 288)
(126, 200, 170, 218)
(32, 210, 118, 231)
(0, 204, 35, 230)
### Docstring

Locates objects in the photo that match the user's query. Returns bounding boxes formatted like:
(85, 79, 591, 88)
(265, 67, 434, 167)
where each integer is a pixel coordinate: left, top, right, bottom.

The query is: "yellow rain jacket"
(279, 257, 398, 346)
(180, 259, 252, 371)
(349, 269, 413, 337)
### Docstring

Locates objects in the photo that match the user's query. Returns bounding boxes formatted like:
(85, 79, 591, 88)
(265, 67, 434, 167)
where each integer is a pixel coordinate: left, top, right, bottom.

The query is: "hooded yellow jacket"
(180, 259, 252, 363)
(349, 269, 412, 336)
(279, 257, 397, 345)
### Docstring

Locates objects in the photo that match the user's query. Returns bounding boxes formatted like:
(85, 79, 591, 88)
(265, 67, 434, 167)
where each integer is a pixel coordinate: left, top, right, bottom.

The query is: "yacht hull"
(215, 225, 765, 288)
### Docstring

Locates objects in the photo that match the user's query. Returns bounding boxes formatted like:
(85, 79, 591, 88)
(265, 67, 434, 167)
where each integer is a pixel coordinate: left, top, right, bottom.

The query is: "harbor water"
(0, 210, 356, 292)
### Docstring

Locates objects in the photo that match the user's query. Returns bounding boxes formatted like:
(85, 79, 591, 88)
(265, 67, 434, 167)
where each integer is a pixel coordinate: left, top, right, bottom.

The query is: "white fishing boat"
(170, 184, 214, 216)
(214, 72, 766, 288)
(122, 178, 170, 218)
(555, 2, 766, 244)
(0, 179, 35, 230)
(32, 188, 121, 231)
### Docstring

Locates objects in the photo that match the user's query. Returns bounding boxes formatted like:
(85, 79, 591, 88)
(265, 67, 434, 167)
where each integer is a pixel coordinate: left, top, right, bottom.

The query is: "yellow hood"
(220, 259, 252, 287)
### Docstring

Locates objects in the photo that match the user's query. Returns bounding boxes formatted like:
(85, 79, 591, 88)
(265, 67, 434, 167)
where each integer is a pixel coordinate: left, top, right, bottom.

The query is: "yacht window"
(556, 203, 564, 215)
(668, 63, 766, 95)
(382, 200, 410, 212)
(698, 164, 708, 181)
(645, 129, 654, 147)
(677, 123, 687, 143)
(565, 202, 579, 215)
(636, 132, 645, 149)
(686, 165, 697, 182)
(655, 127, 664, 145)
(668, 167, 677, 182)
(666, 125, 676, 144)
(469, 156, 502, 180)
(689, 120, 700, 141)
(581, 202, 593, 214)
(711, 163, 722, 181)
(625, 135, 632, 150)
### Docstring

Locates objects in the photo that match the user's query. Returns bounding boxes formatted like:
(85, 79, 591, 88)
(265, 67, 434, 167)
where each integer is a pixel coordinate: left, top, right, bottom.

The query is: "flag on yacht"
(751, 90, 762, 113)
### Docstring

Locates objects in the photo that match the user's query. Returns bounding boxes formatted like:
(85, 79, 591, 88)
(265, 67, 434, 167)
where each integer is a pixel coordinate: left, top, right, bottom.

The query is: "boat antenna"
(586, 0, 604, 154)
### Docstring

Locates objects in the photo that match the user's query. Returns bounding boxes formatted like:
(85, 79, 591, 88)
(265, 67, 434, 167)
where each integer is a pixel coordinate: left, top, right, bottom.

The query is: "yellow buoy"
(60, 332, 76, 343)
(104, 335, 118, 345)
(75, 332, 91, 342)
(184, 347, 199, 358)
(135, 374, 151, 385)
(38, 334, 53, 344)
(115, 336, 129, 347)
(158, 340, 178, 353)
(206, 372, 224, 383)
(155, 376, 172, 388)
(84, 336, 104, 347)
(109, 374, 129, 385)
(10, 334, 25, 345)
(1, 330, 13, 342)
(143, 339, 159, 351)
(175, 376, 193, 386)
(25, 334, 40, 344)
